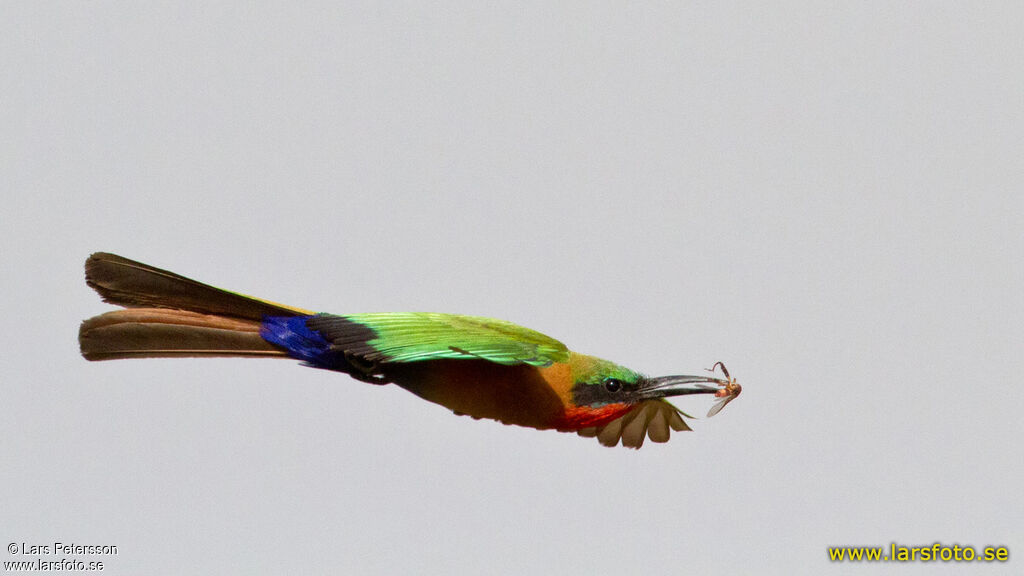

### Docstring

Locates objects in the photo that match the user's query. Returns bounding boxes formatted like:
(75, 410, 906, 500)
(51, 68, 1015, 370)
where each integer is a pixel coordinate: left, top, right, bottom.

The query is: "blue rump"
(260, 315, 333, 366)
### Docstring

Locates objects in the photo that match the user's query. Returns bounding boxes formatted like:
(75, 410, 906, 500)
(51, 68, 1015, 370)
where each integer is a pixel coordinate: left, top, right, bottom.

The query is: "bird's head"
(562, 355, 742, 448)
(569, 355, 740, 410)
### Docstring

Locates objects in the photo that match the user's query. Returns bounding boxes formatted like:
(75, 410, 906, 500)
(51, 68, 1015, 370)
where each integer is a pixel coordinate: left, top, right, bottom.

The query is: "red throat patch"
(553, 403, 633, 431)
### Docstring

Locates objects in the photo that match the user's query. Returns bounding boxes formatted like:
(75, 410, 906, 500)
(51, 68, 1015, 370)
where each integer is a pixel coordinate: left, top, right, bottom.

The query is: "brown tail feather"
(85, 252, 307, 321)
(79, 308, 288, 361)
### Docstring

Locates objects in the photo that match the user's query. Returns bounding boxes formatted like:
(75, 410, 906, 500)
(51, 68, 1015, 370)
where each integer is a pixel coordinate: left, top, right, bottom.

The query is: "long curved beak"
(638, 375, 729, 400)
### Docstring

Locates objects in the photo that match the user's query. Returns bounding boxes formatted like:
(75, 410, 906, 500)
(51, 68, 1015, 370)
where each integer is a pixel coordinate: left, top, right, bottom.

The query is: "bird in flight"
(79, 253, 741, 448)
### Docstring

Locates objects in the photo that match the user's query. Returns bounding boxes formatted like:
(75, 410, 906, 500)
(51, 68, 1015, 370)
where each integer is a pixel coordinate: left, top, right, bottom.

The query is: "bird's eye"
(604, 378, 623, 392)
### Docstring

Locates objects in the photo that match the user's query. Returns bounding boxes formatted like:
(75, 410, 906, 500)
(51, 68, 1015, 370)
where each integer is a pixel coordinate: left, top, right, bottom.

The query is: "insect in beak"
(706, 361, 741, 417)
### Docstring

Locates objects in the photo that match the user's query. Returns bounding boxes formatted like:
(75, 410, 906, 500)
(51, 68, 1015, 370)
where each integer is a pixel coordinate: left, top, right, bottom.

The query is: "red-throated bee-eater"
(78, 253, 741, 448)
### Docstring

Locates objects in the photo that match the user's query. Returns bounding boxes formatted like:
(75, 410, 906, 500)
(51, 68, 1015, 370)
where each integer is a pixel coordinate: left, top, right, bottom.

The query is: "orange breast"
(380, 360, 634, 432)
(381, 360, 576, 430)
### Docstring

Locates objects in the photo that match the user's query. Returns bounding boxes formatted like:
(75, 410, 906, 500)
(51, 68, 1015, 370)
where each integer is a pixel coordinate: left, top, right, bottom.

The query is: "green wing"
(305, 312, 570, 367)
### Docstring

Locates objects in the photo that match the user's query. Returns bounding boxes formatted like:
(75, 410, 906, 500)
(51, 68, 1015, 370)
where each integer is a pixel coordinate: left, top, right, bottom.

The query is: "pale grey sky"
(2, 2, 1022, 574)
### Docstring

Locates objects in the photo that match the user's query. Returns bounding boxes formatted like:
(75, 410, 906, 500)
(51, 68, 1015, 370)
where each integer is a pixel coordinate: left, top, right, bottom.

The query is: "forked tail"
(79, 253, 309, 361)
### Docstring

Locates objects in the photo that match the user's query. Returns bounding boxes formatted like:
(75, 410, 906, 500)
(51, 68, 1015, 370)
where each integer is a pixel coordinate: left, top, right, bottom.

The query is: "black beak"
(637, 374, 729, 400)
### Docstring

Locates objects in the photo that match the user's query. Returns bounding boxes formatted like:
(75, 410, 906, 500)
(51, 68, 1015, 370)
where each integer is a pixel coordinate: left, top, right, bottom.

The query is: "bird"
(78, 252, 741, 448)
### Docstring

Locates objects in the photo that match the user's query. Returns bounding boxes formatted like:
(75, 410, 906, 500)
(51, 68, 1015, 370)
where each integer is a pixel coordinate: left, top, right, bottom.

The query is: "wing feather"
(577, 400, 693, 449)
(306, 312, 569, 367)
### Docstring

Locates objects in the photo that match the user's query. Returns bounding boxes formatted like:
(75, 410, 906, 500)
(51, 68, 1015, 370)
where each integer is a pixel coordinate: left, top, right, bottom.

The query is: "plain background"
(3, 2, 1022, 574)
